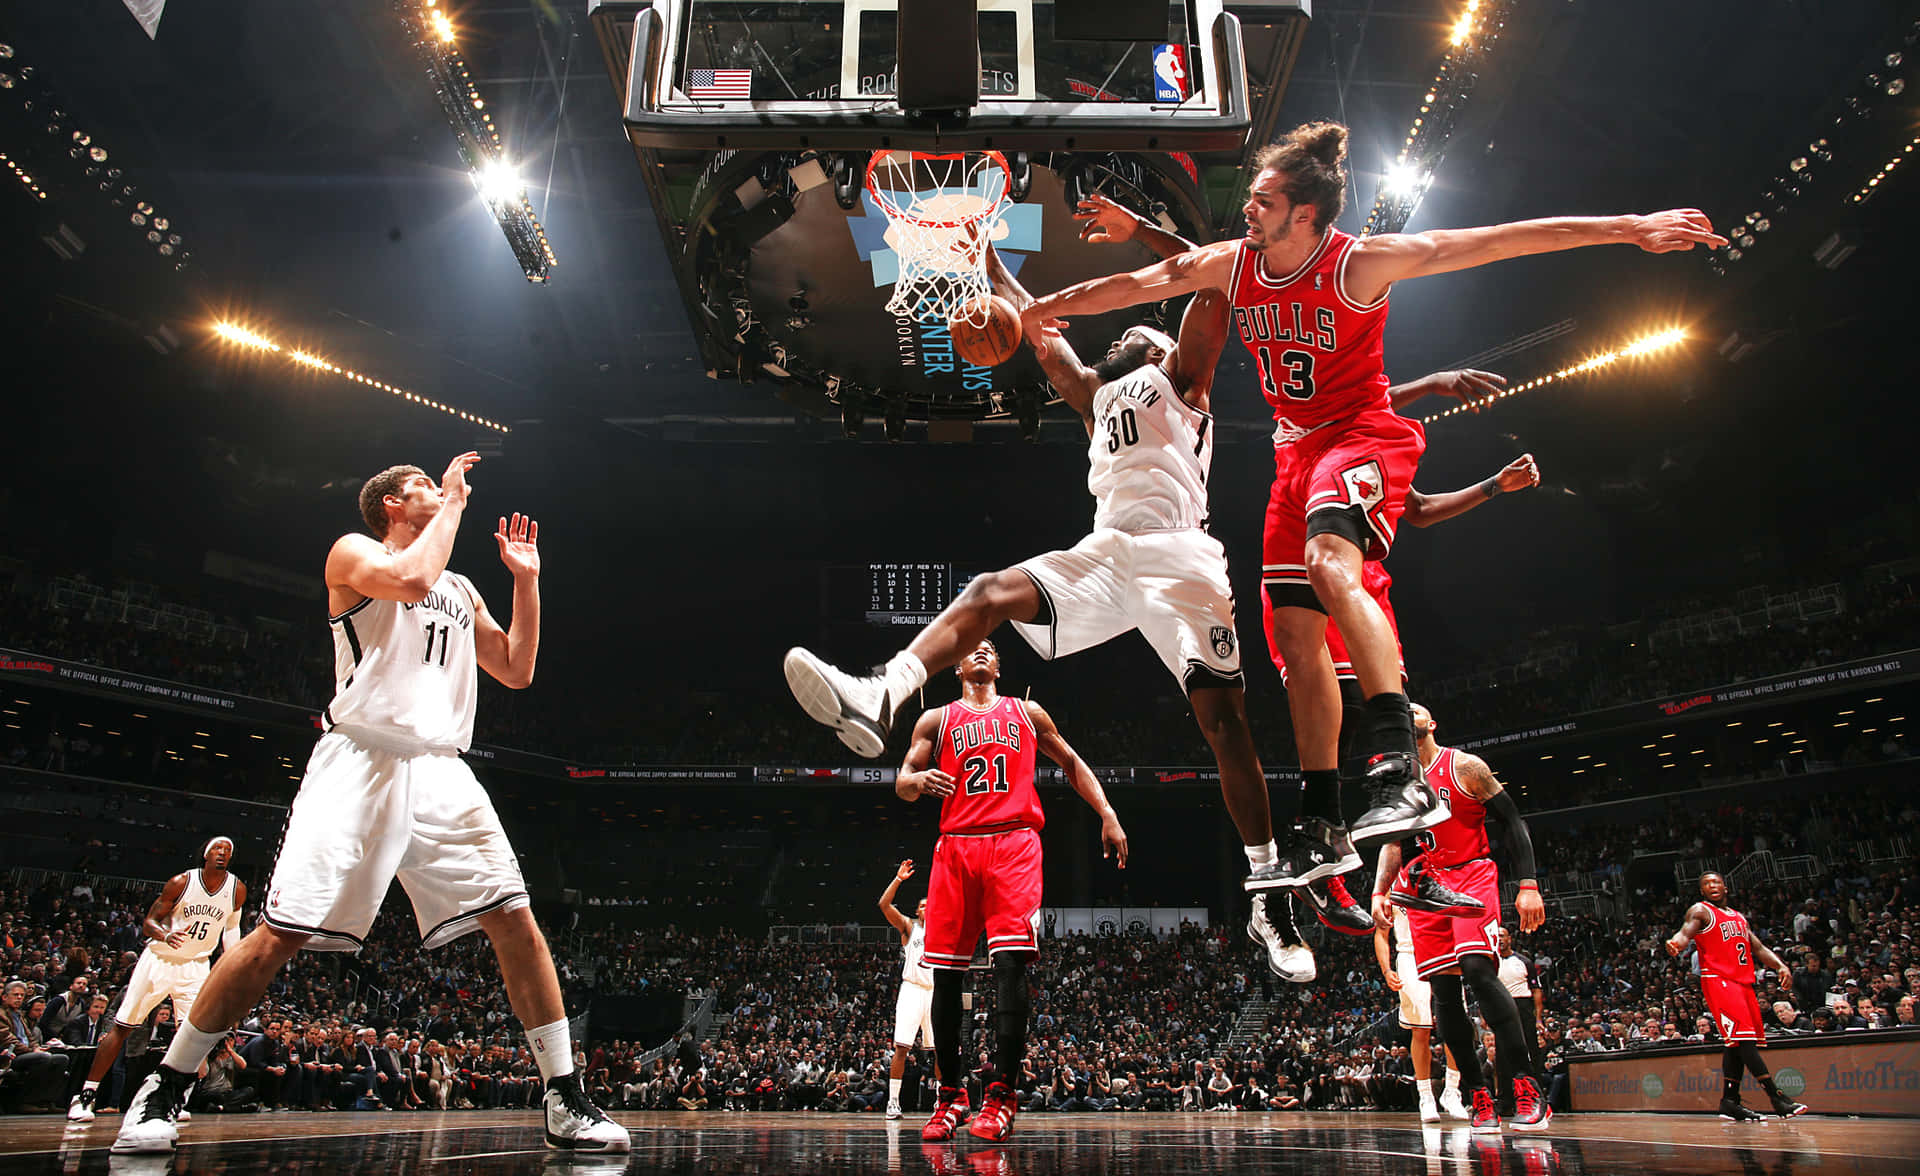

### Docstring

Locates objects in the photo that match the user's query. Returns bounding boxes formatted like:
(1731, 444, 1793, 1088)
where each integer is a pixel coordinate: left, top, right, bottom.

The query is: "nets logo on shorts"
(1775, 1067, 1806, 1097)
(1640, 1073, 1665, 1099)
(1210, 626, 1236, 659)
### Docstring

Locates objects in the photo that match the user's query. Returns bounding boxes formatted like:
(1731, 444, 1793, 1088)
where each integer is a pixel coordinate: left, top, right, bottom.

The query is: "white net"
(866, 151, 1010, 327)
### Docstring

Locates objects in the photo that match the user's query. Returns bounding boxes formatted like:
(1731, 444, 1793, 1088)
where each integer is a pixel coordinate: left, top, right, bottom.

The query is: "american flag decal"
(687, 68, 752, 100)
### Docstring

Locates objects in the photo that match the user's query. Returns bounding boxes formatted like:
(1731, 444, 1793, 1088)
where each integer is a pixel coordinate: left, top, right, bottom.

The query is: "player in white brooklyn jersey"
(878, 859, 937, 1119)
(68, 837, 245, 1123)
(115, 453, 626, 1156)
(786, 242, 1321, 984)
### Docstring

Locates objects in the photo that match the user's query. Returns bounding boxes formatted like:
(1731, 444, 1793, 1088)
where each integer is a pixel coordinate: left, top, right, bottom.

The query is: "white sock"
(1444, 1068, 1461, 1094)
(883, 652, 928, 706)
(526, 1018, 574, 1084)
(889, 1078, 902, 1103)
(1245, 839, 1279, 871)
(161, 1019, 227, 1075)
(83, 1079, 100, 1092)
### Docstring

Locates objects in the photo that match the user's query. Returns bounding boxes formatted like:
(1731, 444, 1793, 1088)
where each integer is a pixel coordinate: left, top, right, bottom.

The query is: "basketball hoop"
(865, 150, 1011, 327)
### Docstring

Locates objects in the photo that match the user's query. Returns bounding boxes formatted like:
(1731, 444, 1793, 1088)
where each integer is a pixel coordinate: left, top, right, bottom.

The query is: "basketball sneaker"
(1718, 1098, 1765, 1122)
(1439, 1085, 1470, 1120)
(886, 1099, 902, 1120)
(922, 1086, 970, 1142)
(968, 1082, 1018, 1142)
(784, 647, 896, 758)
(1300, 873, 1374, 935)
(1390, 860, 1486, 915)
(1248, 892, 1316, 984)
(1468, 1086, 1500, 1134)
(1766, 1090, 1809, 1118)
(68, 1087, 97, 1123)
(111, 1067, 193, 1154)
(1245, 817, 1362, 890)
(1349, 754, 1450, 850)
(1419, 1088, 1441, 1122)
(542, 1074, 630, 1152)
(1509, 1076, 1551, 1131)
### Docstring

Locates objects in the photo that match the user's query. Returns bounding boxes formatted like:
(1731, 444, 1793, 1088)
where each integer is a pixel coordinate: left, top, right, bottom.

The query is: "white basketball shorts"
(893, 979, 935, 1048)
(1397, 954, 1433, 1029)
(1010, 527, 1244, 693)
(114, 948, 210, 1028)
(263, 731, 529, 953)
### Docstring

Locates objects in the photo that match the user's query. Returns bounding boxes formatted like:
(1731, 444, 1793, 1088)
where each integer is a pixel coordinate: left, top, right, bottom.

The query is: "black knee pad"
(1428, 971, 1466, 1014)
(994, 953, 1031, 1023)
(1459, 954, 1501, 997)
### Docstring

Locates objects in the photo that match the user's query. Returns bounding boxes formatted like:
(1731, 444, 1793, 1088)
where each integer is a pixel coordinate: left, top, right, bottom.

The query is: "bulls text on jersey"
(1233, 302, 1337, 352)
(948, 713, 1025, 758)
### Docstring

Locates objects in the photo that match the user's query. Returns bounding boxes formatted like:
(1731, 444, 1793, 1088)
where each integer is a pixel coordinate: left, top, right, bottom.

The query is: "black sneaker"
(1389, 860, 1486, 914)
(1244, 819, 1361, 890)
(1349, 754, 1449, 850)
(1301, 873, 1374, 935)
(1767, 1091, 1809, 1118)
(1719, 1098, 1765, 1122)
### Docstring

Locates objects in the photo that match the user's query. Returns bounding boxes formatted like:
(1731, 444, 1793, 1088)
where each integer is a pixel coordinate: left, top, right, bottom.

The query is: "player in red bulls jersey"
(1370, 703, 1549, 1133)
(1021, 119, 1723, 877)
(896, 640, 1126, 1144)
(1667, 872, 1809, 1121)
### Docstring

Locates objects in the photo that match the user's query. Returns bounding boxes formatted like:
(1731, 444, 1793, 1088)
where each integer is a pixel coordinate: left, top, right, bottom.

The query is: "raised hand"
(1075, 194, 1142, 245)
(895, 860, 915, 882)
(441, 452, 480, 505)
(1629, 209, 1727, 254)
(1495, 453, 1541, 493)
(1433, 369, 1506, 412)
(495, 513, 540, 578)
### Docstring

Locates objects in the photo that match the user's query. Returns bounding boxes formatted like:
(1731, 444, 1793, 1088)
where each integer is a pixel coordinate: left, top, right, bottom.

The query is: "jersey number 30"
(962, 753, 1011, 796)
(1254, 348, 1316, 402)
(1104, 407, 1140, 453)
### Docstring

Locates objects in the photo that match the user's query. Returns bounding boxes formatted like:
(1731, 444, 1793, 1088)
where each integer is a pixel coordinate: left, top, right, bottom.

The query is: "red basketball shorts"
(1261, 407, 1426, 614)
(1701, 976, 1767, 1045)
(922, 827, 1043, 969)
(1404, 858, 1501, 978)
(1262, 560, 1405, 685)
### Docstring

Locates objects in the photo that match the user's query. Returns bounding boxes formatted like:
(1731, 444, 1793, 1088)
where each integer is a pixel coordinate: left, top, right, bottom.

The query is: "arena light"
(1363, 0, 1513, 236)
(1420, 325, 1688, 423)
(1849, 135, 1919, 204)
(208, 320, 509, 432)
(395, 0, 555, 283)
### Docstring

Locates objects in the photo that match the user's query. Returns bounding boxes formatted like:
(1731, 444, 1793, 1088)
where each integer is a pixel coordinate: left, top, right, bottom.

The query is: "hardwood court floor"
(6, 1109, 1917, 1174)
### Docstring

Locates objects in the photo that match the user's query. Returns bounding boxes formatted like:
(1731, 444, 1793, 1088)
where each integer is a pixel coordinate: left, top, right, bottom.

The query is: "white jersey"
(1087, 363, 1213, 534)
(1498, 952, 1534, 998)
(901, 920, 933, 988)
(1393, 905, 1414, 963)
(324, 569, 479, 753)
(149, 870, 237, 964)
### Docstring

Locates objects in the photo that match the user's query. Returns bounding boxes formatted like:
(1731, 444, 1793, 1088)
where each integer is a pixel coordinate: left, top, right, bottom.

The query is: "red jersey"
(1227, 230, 1392, 444)
(1415, 746, 1490, 869)
(1695, 901, 1757, 984)
(934, 695, 1044, 836)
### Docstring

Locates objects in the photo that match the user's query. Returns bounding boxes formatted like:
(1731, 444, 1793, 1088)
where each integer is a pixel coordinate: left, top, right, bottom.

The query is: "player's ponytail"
(1250, 120, 1350, 233)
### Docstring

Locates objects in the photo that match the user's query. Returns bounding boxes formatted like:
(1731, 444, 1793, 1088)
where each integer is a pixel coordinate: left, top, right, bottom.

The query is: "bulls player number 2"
(962, 753, 1012, 796)
(1252, 347, 1316, 402)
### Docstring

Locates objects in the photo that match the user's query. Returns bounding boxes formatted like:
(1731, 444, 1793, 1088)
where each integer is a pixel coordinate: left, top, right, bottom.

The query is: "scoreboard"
(827, 562, 955, 627)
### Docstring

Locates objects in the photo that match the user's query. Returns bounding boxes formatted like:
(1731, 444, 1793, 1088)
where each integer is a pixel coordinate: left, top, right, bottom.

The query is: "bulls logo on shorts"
(1210, 626, 1236, 659)
(1341, 459, 1387, 509)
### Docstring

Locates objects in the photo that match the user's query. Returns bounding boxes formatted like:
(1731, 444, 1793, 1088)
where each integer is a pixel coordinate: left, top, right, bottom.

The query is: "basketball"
(950, 295, 1023, 368)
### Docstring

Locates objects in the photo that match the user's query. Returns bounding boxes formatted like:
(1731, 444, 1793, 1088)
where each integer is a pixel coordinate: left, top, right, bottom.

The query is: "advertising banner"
(1567, 1031, 1920, 1115)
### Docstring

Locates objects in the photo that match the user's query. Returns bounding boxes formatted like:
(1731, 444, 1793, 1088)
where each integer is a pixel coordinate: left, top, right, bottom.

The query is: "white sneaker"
(176, 1109, 191, 1123)
(111, 1069, 190, 1154)
(543, 1076, 631, 1153)
(1439, 1087, 1469, 1121)
(885, 1100, 902, 1120)
(1247, 893, 1316, 983)
(1419, 1089, 1440, 1122)
(68, 1088, 97, 1123)
(783, 647, 894, 758)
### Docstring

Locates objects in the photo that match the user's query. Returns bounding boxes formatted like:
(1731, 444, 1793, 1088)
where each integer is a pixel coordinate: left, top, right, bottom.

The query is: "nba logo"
(1152, 44, 1188, 102)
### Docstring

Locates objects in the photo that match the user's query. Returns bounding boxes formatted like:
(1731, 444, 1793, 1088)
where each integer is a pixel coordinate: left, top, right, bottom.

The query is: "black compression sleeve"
(1483, 789, 1536, 884)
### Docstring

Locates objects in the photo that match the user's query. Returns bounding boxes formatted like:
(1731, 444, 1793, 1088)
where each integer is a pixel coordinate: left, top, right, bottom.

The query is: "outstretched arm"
(1388, 369, 1506, 414)
(878, 861, 914, 936)
(896, 709, 955, 803)
(984, 244, 1101, 424)
(1345, 211, 1727, 305)
(1404, 454, 1540, 528)
(473, 514, 541, 689)
(1073, 194, 1199, 260)
(1667, 903, 1712, 957)
(1021, 240, 1240, 347)
(1024, 699, 1126, 868)
(1456, 753, 1543, 932)
(1748, 929, 1791, 981)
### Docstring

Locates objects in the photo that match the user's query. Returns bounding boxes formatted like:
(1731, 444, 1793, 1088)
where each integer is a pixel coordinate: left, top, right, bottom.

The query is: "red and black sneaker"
(967, 1081, 1019, 1143)
(1302, 873, 1375, 935)
(1510, 1075, 1552, 1131)
(1469, 1086, 1501, 1134)
(921, 1086, 970, 1143)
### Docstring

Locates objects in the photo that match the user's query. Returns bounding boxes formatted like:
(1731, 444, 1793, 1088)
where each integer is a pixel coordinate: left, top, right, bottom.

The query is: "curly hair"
(1250, 121, 1350, 233)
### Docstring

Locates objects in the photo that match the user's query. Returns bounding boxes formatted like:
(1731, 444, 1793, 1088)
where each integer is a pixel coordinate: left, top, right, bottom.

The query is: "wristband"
(1480, 478, 1502, 499)
(1516, 881, 1539, 891)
